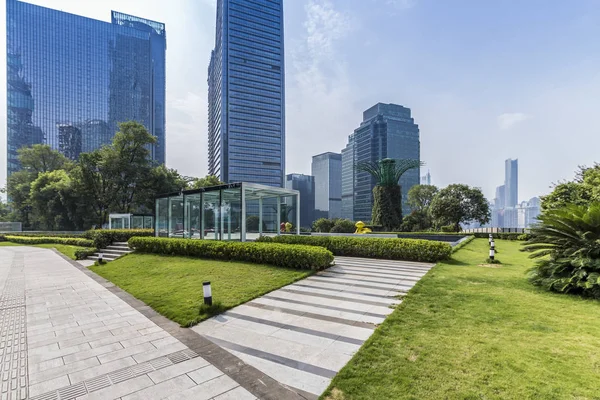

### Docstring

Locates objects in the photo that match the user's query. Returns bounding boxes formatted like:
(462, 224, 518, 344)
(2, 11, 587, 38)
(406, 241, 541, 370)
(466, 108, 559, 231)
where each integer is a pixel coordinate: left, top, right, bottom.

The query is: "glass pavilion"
(155, 183, 300, 241)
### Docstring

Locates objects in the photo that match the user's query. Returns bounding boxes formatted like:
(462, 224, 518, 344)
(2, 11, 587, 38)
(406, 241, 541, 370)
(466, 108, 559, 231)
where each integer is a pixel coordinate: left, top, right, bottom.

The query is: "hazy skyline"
(1, 0, 599, 203)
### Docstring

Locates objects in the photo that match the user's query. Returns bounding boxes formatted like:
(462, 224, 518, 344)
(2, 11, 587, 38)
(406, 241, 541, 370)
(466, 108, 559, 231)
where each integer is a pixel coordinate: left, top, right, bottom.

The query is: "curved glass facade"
(6, 0, 166, 175)
(208, 0, 285, 187)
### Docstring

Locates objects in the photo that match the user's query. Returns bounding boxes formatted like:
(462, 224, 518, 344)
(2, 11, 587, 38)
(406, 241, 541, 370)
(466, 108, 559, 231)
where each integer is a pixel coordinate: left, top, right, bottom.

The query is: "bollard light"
(98, 253, 103, 263)
(489, 248, 495, 261)
(490, 240, 495, 250)
(489, 234, 493, 244)
(203, 281, 212, 306)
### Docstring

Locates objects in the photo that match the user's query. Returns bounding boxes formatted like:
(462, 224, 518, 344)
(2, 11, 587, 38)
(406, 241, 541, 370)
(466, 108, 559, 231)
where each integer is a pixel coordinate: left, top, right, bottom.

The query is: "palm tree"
(523, 203, 600, 298)
(357, 158, 423, 230)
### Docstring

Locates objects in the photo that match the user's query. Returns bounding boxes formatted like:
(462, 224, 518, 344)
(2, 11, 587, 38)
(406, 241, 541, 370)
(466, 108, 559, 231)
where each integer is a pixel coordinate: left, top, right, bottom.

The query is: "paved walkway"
(0, 246, 259, 400)
(193, 256, 434, 397)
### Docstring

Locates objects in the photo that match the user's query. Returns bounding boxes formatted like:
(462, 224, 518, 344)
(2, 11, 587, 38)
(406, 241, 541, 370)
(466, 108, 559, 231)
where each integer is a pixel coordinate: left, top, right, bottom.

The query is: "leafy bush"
(75, 247, 97, 260)
(440, 224, 456, 232)
(0, 234, 5, 242)
(83, 229, 153, 248)
(256, 235, 451, 263)
(5, 235, 94, 247)
(313, 218, 336, 233)
(523, 204, 600, 298)
(128, 237, 334, 270)
(330, 219, 355, 233)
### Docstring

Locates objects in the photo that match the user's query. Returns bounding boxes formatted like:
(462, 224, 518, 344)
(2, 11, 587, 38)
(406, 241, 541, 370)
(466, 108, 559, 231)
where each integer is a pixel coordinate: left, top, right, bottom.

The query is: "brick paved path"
(0, 246, 257, 400)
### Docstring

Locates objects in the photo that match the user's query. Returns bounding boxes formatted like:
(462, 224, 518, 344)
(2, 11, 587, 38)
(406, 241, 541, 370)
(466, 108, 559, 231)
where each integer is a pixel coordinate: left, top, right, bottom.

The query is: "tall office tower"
(341, 103, 420, 222)
(420, 170, 431, 185)
(504, 158, 519, 208)
(285, 174, 315, 228)
(311, 152, 342, 219)
(494, 185, 506, 210)
(208, 0, 285, 187)
(6, 0, 166, 176)
(341, 145, 355, 220)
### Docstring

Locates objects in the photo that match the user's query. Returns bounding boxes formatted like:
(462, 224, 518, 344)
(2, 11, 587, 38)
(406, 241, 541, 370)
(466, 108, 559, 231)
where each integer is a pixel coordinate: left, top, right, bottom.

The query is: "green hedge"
(1, 232, 84, 238)
(473, 232, 530, 240)
(5, 235, 94, 247)
(255, 235, 452, 263)
(75, 247, 98, 260)
(128, 237, 333, 270)
(83, 229, 154, 249)
(452, 235, 475, 253)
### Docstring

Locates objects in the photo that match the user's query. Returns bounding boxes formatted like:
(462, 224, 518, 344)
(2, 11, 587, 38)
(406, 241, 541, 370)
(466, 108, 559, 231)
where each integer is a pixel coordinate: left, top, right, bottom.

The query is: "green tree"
(429, 184, 490, 232)
(71, 121, 157, 227)
(541, 165, 600, 211)
(6, 145, 69, 229)
(407, 185, 438, 212)
(313, 218, 336, 233)
(523, 203, 600, 298)
(0, 198, 10, 222)
(136, 166, 187, 212)
(357, 158, 423, 230)
(29, 170, 75, 230)
(189, 175, 224, 189)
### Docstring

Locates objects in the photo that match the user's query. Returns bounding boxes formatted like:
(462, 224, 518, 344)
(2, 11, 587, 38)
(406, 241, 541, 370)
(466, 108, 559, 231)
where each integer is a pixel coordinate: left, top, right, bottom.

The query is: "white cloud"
(497, 112, 530, 130)
(285, 0, 357, 174)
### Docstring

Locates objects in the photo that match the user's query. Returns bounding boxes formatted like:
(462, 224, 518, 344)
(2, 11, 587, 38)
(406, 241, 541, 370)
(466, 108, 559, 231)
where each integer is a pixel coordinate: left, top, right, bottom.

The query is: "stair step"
(107, 244, 129, 249)
(113, 242, 129, 246)
(102, 248, 131, 254)
(89, 255, 119, 261)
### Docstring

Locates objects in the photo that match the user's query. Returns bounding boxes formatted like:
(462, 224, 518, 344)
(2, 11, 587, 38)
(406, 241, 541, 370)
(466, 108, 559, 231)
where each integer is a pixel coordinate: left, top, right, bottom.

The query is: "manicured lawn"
(322, 239, 600, 400)
(90, 254, 312, 327)
(0, 242, 86, 260)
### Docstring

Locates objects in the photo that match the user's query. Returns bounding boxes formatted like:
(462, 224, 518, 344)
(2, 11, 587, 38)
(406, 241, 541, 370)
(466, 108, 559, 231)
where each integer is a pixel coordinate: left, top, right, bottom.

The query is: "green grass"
(0, 242, 86, 260)
(90, 254, 312, 326)
(321, 239, 600, 400)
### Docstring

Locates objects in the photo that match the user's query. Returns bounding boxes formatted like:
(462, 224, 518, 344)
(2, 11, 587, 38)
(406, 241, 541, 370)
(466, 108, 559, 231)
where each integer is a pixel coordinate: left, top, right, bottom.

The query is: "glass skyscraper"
(208, 0, 285, 187)
(504, 158, 518, 208)
(311, 152, 342, 219)
(6, 0, 166, 176)
(341, 103, 420, 222)
(285, 173, 315, 229)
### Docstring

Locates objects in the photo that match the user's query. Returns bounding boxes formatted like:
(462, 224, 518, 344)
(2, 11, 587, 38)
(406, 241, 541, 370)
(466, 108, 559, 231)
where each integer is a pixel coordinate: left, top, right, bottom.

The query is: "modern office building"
(420, 170, 431, 186)
(494, 185, 506, 210)
(311, 152, 342, 220)
(505, 158, 519, 208)
(285, 174, 315, 229)
(341, 103, 420, 222)
(6, 0, 166, 175)
(208, 0, 285, 187)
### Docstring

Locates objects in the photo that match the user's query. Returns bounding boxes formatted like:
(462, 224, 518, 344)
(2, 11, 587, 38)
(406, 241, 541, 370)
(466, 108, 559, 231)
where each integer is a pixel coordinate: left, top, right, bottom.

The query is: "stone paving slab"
(0, 247, 258, 400)
(193, 256, 435, 397)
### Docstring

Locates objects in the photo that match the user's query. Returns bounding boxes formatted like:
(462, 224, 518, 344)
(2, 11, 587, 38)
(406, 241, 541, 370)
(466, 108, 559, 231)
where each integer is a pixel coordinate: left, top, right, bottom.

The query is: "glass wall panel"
(222, 188, 242, 241)
(144, 216, 153, 229)
(185, 194, 202, 239)
(156, 198, 169, 237)
(203, 191, 220, 240)
(132, 216, 143, 229)
(169, 196, 184, 238)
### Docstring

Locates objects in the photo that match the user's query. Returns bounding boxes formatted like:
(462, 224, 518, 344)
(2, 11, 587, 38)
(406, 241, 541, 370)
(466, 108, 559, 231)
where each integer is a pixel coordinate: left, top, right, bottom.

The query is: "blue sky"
(1, 0, 599, 203)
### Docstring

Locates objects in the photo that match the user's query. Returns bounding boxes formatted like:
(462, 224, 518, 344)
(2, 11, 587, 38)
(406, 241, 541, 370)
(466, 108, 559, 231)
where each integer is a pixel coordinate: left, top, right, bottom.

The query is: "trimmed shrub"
(0, 234, 5, 242)
(5, 236, 94, 247)
(75, 248, 97, 260)
(473, 232, 529, 240)
(452, 235, 475, 253)
(256, 235, 451, 263)
(330, 219, 356, 233)
(83, 229, 154, 249)
(128, 237, 334, 270)
(1, 232, 83, 238)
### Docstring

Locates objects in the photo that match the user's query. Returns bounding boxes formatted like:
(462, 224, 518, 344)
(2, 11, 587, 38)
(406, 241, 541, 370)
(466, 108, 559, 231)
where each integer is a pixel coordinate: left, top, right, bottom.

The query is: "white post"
(227, 208, 231, 241)
(296, 192, 300, 235)
(276, 196, 281, 236)
(258, 197, 263, 237)
(241, 186, 247, 242)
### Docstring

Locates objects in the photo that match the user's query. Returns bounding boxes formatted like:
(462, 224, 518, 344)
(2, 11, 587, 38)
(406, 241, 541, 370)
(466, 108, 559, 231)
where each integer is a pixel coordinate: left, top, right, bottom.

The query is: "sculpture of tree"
(357, 158, 423, 230)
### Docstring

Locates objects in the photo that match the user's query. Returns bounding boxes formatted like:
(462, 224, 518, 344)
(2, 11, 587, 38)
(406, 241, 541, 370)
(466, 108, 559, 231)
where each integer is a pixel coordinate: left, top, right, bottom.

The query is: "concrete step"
(89, 254, 119, 262)
(100, 249, 131, 256)
(107, 244, 130, 250)
(113, 242, 129, 246)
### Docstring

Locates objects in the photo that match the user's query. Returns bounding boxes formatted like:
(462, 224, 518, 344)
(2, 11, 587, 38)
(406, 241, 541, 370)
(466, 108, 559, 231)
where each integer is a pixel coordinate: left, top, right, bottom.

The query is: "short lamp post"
(490, 240, 495, 251)
(489, 234, 493, 244)
(98, 253, 103, 263)
(203, 281, 212, 306)
(489, 248, 495, 261)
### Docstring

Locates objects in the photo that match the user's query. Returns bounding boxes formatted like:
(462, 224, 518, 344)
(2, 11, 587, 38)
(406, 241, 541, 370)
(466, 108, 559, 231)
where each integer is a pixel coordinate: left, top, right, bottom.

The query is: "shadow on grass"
(443, 258, 469, 266)
(183, 301, 229, 328)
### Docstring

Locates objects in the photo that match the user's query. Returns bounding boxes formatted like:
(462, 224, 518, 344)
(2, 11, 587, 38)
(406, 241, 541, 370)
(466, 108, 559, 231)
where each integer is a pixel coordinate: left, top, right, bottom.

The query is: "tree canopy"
(407, 184, 438, 212)
(541, 164, 600, 211)
(429, 184, 490, 232)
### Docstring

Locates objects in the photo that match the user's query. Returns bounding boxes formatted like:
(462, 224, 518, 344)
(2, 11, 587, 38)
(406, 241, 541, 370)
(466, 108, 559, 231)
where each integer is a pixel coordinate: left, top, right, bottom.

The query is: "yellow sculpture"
(285, 222, 293, 233)
(355, 221, 372, 234)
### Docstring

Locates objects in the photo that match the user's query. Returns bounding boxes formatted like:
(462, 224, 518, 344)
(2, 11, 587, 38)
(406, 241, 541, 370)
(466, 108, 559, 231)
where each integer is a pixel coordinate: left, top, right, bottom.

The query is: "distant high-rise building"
(285, 174, 315, 229)
(525, 197, 541, 227)
(494, 185, 506, 210)
(208, 0, 285, 187)
(421, 170, 431, 186)
(312, 152, 342, 220)
(6, 0, 166, 176)
(341, 103, 420, 222)
(505, 158, 519, 208)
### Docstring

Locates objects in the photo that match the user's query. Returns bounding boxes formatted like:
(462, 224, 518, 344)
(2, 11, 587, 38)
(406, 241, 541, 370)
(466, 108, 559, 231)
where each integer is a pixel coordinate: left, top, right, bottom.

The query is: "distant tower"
(421, 170, 431, 185)
(311, 153, 342, 219)
(504, 158, 518, 208)
(341, 103, 420, 222)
